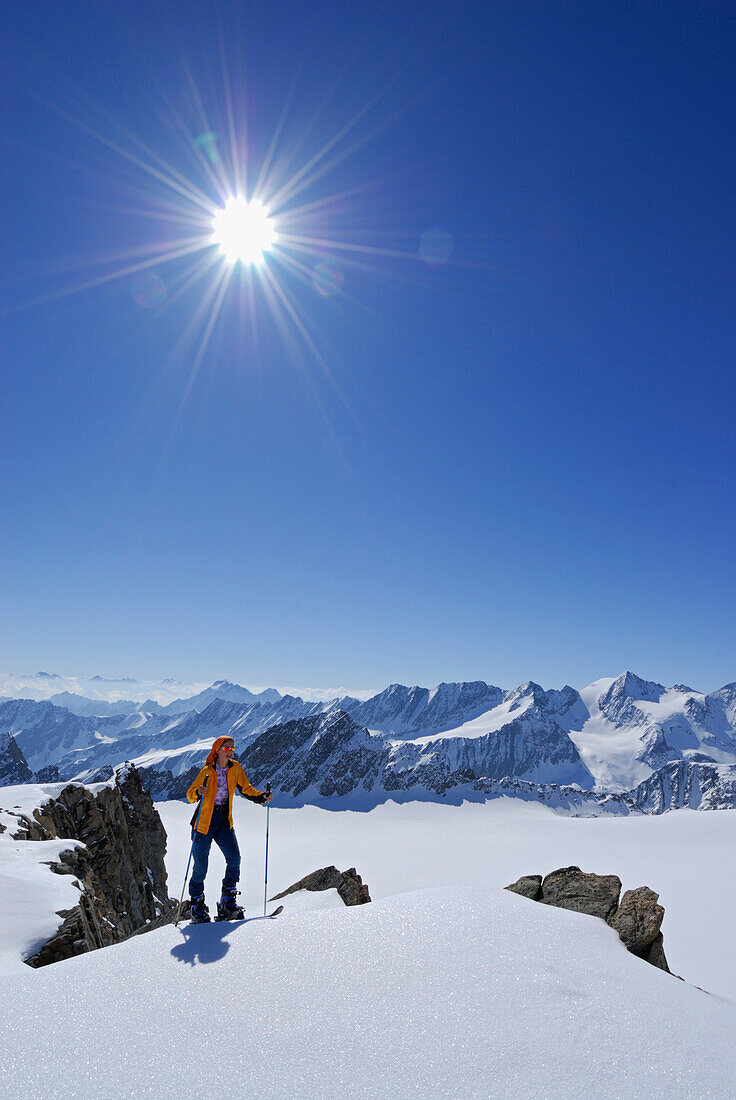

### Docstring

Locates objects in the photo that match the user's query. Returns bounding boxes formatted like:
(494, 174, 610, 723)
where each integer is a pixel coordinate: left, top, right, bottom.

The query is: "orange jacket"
(186, 759, 265, 834)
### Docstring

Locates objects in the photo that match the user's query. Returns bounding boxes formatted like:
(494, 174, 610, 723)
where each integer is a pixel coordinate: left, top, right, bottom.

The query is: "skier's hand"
(196, 786, 206, 797)
(262, 790, 273, 803)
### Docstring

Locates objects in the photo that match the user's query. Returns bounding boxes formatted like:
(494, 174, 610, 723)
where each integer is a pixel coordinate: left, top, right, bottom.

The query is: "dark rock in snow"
(540, 866, 621, 922)
(645, 932, 669, 972)
(506, 867, 671, 975)
(505, 875, 543, 900)
(609, 887, 666, 960)
(12, 764, 173, 968)
(271, 865, 371, 907)
(85, 764, 116, 782)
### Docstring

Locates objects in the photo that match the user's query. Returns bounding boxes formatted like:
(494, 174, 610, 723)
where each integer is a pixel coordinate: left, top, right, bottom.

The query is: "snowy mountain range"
(2, 671, 736, 812)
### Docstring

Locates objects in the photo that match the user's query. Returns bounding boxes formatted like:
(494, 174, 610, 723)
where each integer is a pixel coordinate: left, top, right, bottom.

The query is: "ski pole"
(262, 782, 272, 916)
(175, 781, 207, 926)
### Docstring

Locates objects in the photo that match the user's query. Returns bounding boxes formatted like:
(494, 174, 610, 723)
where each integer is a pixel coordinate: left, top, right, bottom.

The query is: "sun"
(211, 195, 277, 266)
(35, 57, 427, 394)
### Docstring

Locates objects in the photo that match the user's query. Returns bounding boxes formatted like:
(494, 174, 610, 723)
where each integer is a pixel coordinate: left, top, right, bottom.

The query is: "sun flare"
(34, 54, 426, 406)
(211, 196, 277, 266)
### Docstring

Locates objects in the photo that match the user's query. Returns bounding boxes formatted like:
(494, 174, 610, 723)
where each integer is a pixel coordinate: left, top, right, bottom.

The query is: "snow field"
(0, 886, 734, 1099)
(0, 836, 84, 974)
(158, 798, 736, 1002)
(2, 795, 736, 1098)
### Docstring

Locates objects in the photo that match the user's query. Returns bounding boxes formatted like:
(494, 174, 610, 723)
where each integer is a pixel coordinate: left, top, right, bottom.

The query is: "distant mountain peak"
(515, 681, 544, 696)
(609, 671, 666, 702)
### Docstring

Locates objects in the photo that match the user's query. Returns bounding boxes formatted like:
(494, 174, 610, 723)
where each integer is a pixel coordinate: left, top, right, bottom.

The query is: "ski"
(248, 904, 284, 922)
(212, 905, 284, 924)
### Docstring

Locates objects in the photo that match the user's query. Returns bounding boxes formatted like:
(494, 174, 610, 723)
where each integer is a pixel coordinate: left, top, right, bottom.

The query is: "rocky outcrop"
(540, 866, 621, 922)
(506, 866, 670, 973)
(3, 764, 172, 967)
(271, 865, 371, 907)
(505, 874, 542, 900)
(609, 887, 667, 970)
(0, 731, 33, 784)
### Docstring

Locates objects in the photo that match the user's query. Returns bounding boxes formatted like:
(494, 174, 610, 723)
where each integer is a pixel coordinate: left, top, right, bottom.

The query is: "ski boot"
(216, 885, 244, 921)
(189, 894, 211, 924)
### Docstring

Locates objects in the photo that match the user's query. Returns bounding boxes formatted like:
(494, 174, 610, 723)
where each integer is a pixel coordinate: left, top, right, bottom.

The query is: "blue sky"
(2, 1, 735, 694)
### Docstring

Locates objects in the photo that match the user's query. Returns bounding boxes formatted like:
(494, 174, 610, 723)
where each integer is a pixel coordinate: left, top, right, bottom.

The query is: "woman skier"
(186, 735, 271, 923)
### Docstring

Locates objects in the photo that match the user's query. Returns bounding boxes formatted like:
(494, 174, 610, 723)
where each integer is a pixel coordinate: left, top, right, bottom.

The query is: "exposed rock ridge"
(271, 865, 371, 906)
(506, 866, 669, 973)
(5, 764, 172, 967)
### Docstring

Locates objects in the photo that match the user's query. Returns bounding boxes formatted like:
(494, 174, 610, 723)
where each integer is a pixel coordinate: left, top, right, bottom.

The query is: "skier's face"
(217, 740, 235, 765)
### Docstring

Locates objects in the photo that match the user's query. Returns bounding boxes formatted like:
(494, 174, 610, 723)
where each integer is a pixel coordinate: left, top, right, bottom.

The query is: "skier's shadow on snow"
(171, 922, 239, 967)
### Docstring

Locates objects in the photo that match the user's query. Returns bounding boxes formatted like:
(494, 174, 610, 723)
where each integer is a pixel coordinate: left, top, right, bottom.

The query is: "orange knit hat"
(206, 736, 234, 766)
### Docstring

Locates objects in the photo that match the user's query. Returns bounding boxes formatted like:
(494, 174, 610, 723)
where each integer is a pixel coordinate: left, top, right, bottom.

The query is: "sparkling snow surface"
(0, 837, 84, 972)
(0, 782, 110, 971)
(159, 799, 736, 1004)
(3, 796, 736, 1098)
(0, 886, 734, 1099)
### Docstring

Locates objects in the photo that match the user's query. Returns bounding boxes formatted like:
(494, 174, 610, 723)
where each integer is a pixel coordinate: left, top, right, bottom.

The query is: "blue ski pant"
(188, 803, 241, 897)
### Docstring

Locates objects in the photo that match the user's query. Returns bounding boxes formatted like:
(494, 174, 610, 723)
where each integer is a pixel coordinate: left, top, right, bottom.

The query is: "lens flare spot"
(312, 260, 345, 297)
(211, 196, 276, 266)
(419, 227, 453, 266)
(194, 132, 219, 164)
(131, 271, 167, 308)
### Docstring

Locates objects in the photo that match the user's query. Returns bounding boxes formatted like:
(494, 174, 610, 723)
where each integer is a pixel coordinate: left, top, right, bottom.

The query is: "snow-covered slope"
(5, 788, 736, 996)
(0, 783, 95, 972)
(156, 797, 736, 1004)
(0, 880, 733, 1098)
(4, 780, 736, 1090)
